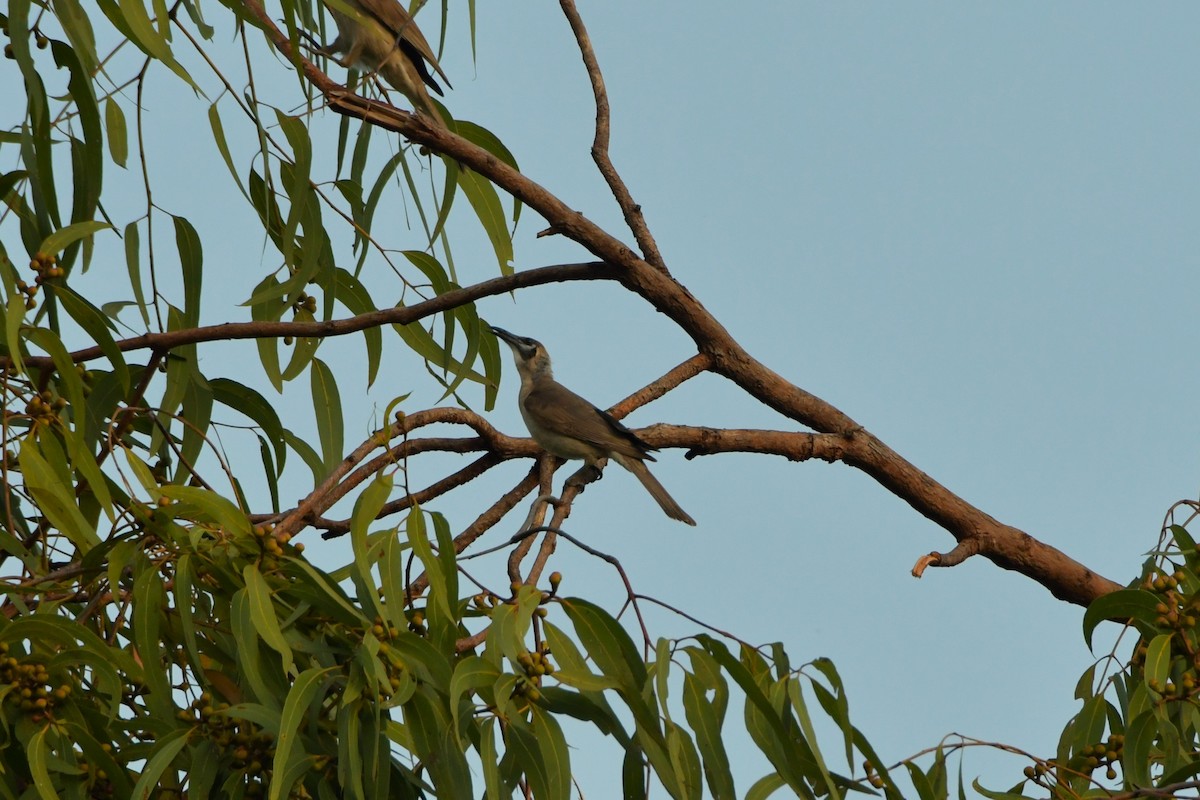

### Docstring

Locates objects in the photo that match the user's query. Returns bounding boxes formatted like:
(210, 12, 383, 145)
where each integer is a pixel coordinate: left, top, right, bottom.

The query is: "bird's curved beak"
(489, 325, 520, 346)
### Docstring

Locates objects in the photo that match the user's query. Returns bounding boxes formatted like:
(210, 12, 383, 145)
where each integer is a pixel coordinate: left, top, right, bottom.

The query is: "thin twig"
(558, 0, 666, 271)
(7, 262, 616, 370)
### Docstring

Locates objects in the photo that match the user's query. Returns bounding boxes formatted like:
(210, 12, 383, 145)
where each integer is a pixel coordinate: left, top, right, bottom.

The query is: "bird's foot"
(565, 464, 602, 489)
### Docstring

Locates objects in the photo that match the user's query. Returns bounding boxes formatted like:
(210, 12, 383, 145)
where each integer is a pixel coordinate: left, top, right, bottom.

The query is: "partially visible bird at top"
(321, 0, 451, 125)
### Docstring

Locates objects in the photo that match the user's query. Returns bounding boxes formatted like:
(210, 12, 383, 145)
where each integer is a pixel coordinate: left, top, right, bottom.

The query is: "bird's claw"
(565, 464, 602, 489)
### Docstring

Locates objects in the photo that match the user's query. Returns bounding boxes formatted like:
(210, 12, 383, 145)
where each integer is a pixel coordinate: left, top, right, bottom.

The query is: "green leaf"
(274, 111, 313, 270)
(54, 0, 100, 75)
(71, 722, 134, 797)
(179, 369, 213, 481)
(486, 586, 541, 666)
(904, 762, 937, 800)
(269, 667, 331, 800)
(392, 318, 488, 391)
(101, 0, 199, 90)
(129, 727, 190, 799)
(1157, 757, 1200, 791)
(245, 563, 294, 674)
(1082, 589, 1159, 649)
(55, 286, 129, 391)
(450, 120, 522, 225)
(332, 267, 381, 387)
(746, 773, 786, 800)
(531, 706, 572, 800)
(1121, 709, 1154, 788)
(123, 220, 150, 327)
(257, 435, 282, 512)
(281, 308, 321, 381)
(969, 778, 1031, 800)
(402, 250, 452, 294)
(560, 597, 646, 693)
(1143, 633, 1172, 691)
(4, 293, 27, 375)
(232, 589, 274, 705)
(787, 681, 840, 800)
(540, 686, 629, 744)
(480, 720, 508, 799)
(807, 657, 854, 770)
(349, 471, 391, 622)
(455, 167, 513, 274)
(448, 656, 500, 735)
(1170, 524, 1197, 556)
(1066, 694, 1108, 760)
(623, 745, 649, 800)
(683, 667, 735, 799)
(38, 220, 111, 258)
(26, 726, 58, 800)
(552, 668, 622, 693)
(26, 729, 59, 800)
(506, 715, 563, 800)
(174, 553, 202, 671)
(172, 215, 203, 329)
(310, 357, 343, 474)
(132, 564, 175, 720)
(208, 101, 248, 198)
(282, 430, 324, 487)
(248, 276, 285, 392)
(105, 97, 128, 167)
(210, 377, 287, 470)
(64, 423, 115, 522)
(404, 686, 474, 797)
(698, 636, 816, 794)
(25, 327, 85, 431)
(187, 740, 220, 800)
(20, 440, 99, 550)
(282, 557, 364, 627)
(14, 15, 59, 238)
(405, 511, 457, 652)
(666, 721, 704, 800)
(157, 485, 251, 537)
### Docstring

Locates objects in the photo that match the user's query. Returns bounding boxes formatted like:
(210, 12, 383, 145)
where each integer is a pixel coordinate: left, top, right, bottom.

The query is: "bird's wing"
(358, 0, 452, 87)
(524, 385, 656, 461)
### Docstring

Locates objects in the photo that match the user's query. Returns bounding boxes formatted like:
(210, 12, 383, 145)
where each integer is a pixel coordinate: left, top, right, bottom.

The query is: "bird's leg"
(292, 26, 339, 60)
(331, 38, 364, 69)
(564, 459, 604, 489)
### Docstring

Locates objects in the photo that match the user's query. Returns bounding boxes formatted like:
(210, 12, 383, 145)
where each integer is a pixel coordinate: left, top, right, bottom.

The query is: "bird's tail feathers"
(614, 455, 696, 526)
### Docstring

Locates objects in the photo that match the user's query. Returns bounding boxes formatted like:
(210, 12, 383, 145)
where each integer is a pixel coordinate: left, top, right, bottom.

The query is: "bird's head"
(490, 326, 552, 378)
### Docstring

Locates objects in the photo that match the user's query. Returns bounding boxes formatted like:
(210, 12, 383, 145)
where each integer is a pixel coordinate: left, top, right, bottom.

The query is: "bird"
(321, 0, 451, 124)
(490, 326, 696, 525)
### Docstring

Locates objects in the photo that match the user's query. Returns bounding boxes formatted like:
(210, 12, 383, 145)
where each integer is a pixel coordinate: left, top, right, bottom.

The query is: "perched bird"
(322, 0, 451, 124)
(491, 326, 696, 525)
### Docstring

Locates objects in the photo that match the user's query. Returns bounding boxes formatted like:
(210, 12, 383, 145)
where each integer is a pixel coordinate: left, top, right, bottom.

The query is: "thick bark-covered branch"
(238, 0, 1122, 607)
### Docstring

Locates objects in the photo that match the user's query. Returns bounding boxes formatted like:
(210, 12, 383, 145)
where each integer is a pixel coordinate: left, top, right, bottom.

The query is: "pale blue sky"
(6, 1, 1199, 796)
(459, 2, 1200, 793)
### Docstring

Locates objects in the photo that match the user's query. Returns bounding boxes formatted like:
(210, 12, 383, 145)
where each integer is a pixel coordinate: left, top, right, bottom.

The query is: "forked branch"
(238, 0, 1122, 607)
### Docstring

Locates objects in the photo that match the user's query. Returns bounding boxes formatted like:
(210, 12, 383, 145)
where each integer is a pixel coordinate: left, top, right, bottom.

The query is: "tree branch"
(13, 262, 614, 369)
(238, 0, 1123, 606)
(558, 0, 666, 271)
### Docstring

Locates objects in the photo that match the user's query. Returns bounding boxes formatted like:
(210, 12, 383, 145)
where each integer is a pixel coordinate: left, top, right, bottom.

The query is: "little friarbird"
(322, 0, 451, 124)
(491, 326, 696, 525)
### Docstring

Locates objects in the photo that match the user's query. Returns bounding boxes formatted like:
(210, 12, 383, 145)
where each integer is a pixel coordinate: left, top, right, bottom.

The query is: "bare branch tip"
(911, 552, 940, 579)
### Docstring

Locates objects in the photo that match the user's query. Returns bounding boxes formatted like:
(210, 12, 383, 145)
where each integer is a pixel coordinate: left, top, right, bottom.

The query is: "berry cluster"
(24, 389, 67, 427)
(16, 251, 63, 310)
(1, 20, 50, 59)
(179, 691, 279, 796)
(1023, 733, 1125, 784)
(0, 644, 71, 724)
